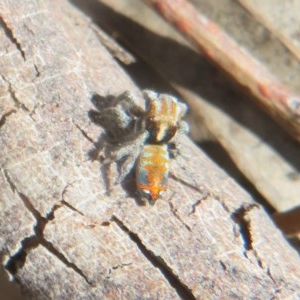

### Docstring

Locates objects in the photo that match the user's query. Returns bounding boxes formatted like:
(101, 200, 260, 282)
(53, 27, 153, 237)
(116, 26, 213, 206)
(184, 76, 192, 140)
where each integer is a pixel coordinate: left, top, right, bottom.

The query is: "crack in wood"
(105, 262, 133, 281)
(169, 173, 204, 195)
(5, 235, 40, 275)
(266, 267, 277, 285)
(2, 171, 91, 284)
(28, 103, 40, 120)
(90, 23, 136, 65)
(0, 15, 26, 60)
(0, 109, 16, 128)
(230, 204, 258, 252)
(100, 221, 110, 226)
(111, 262, 132, 270)
(41, 238, 92, 285)
(111, 215, 196, 300)
(188, 199, 202, 215)
(61, 182, 85, 216)
(168, 201, 192, 232)
(33, 64, 41, 77)
(219, 260, 227, 271)
(230, 204, 277, 285)
(188, 192, 210, 215)
(73, 121, 96, 145)
(214, 194, 231, 213)
(61, 200, 85, 216)
(0, 74, 30, 112)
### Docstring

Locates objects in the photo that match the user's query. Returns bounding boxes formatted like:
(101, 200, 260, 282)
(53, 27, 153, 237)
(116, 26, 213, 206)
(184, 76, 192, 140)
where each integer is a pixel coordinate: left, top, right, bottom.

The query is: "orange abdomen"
(136, 144, 170, 201)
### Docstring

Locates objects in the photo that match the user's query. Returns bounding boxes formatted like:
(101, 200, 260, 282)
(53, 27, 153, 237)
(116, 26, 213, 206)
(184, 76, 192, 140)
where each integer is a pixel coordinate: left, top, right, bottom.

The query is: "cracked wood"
(1, 0, 300, 299)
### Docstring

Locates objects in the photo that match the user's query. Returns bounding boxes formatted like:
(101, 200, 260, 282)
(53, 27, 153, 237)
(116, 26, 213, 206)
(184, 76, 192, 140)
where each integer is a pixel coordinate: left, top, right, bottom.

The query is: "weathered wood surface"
(1, 0, 300, 299)
(93, 0, 300, 216)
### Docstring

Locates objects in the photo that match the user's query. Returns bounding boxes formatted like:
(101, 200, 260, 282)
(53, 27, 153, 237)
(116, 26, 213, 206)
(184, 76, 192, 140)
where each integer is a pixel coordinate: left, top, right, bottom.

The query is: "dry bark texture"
(1, 0, 300, 299)
(90, 0, 300, 219)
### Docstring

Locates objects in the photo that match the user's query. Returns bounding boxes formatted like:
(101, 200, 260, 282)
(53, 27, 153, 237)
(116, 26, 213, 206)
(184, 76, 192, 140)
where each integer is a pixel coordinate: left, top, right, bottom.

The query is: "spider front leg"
(168, 141, 182, 159)
(117, 91, 145, 118)
(104, 131, 149, 184)
(89, 107, 132, 136)
(168, 121, 190, 159)
(89, 91, 145, 141)
(178, 120, 189, 135)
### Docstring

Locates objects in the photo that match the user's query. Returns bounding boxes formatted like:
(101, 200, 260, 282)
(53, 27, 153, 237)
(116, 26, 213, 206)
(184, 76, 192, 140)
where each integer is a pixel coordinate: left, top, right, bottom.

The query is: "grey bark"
(0, 0, 300, 299)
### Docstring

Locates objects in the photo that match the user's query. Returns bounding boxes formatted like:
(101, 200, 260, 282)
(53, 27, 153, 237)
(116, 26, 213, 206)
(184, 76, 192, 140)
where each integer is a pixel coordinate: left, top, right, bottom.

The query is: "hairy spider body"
(136, 144, 169, 201)
(90, 90, 188, 204)
(144, 91, 188, 144)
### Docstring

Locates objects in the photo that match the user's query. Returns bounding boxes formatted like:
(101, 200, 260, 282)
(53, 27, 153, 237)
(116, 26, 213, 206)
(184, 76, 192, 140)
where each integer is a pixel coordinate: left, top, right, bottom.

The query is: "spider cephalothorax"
(90, 90, 189, 204)
(144, 90, 188, 144)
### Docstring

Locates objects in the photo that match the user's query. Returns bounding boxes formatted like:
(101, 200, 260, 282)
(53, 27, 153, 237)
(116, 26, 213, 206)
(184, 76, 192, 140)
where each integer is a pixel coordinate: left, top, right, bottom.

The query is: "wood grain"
(1, 0, 300, 298)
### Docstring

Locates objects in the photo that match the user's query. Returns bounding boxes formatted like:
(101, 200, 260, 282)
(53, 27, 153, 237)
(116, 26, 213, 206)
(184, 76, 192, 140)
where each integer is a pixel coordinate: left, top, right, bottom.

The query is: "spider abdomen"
(136, 144, 170, 202)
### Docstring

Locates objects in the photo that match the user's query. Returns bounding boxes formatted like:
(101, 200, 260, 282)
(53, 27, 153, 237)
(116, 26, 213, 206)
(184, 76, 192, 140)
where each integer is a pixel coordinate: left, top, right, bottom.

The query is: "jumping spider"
(89, 90, 189, 204)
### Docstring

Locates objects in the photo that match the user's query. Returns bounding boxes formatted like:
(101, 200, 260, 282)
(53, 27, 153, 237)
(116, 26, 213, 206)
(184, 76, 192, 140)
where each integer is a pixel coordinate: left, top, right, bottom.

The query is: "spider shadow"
(72, 0, 300, 182)
(119, 166, 147, 206)
(88, 93, 118, 162)
(88, 93, 145, 205)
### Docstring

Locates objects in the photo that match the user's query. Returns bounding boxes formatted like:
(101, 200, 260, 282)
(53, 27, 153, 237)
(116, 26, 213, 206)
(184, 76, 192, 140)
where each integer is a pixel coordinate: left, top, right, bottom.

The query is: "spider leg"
(178, 101, 188, 116)
(103, 131, 149, 183)
(90, 91, 145, 134)
(90, 107, 132, 131)
(114, 91, 146, 137)
(168, 120, 189, 160)
(168, 139, 191, 161)
(178, 120, 189, 134)
(168, 141, 180, 159)
(142, 89, 158, 102)
(117, 91, 145, 117)
(116, 130, 149, 183)
(103, 141, 136, 165)
(115, 149, 140, 184)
